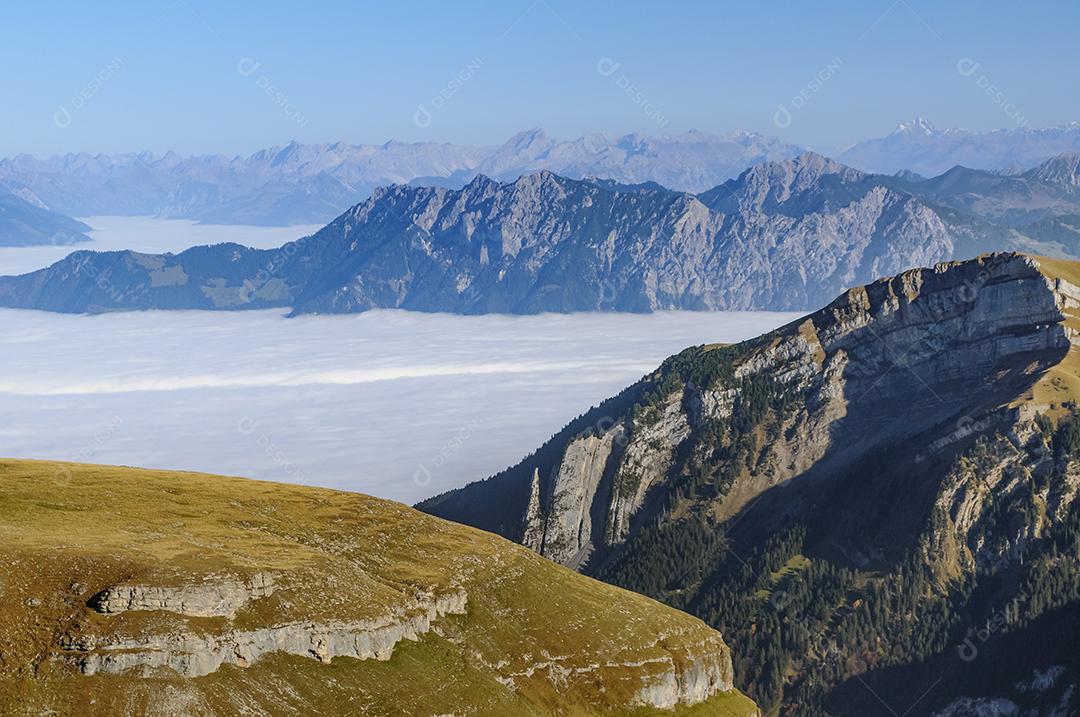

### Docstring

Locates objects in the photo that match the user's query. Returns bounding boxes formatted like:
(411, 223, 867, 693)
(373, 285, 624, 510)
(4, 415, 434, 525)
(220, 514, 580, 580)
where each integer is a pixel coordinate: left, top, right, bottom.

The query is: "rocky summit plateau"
(421, 253, 1080, 715)
(0, 459, 758, 717)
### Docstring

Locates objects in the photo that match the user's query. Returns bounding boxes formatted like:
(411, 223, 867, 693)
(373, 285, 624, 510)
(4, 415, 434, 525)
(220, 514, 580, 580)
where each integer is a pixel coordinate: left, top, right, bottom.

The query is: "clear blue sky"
(2, 0, 1077, 157)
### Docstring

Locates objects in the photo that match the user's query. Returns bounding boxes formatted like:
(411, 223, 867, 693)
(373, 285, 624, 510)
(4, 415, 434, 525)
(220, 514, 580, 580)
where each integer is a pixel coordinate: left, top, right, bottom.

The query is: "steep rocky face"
(0, 460, 756, 717)
(64, 588, 469, 678)
(87, 573, 277, 618)
(421, 253, 1080, 715)
(425, 253, 1080, 561)
(0, 155, 1042, 316)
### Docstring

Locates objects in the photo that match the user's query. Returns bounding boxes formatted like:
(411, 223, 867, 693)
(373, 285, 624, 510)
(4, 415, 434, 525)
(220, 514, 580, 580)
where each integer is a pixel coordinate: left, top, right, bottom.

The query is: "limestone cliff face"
(423, 252, 1080, 716)
(63, 588, 468, 678)
(607, 394, 689, 545)
(534, 428, 622, 567)
(426, 253, 1080, 572)
(521, 468, 545, 552)
(88, 573, 277, 619)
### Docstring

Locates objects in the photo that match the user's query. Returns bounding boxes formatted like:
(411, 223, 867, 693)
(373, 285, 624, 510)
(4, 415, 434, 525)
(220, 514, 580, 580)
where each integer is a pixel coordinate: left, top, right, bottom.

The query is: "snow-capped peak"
(893, 117, 937, 135)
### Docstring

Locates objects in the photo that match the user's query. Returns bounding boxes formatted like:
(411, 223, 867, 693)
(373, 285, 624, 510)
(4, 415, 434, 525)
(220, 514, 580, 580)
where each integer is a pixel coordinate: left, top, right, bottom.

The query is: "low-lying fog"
(0, 216, 322, 276)
(0, 307, 800, 503)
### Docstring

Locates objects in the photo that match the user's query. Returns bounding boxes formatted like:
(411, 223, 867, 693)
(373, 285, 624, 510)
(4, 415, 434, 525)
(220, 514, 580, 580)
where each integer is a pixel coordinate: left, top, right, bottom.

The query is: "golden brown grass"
(0, 459, 757, 717)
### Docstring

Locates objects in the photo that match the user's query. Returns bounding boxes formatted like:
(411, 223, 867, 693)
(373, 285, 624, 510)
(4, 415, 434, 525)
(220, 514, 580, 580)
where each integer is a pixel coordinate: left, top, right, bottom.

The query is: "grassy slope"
(0, 459, 756, 717)
(1011, 255, 1080, 416)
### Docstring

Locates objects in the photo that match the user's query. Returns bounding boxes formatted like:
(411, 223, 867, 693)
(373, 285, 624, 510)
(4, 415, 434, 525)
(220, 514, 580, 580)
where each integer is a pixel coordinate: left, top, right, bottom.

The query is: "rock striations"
(421, 253, 1080, 715)
(64, 588, 469, 678)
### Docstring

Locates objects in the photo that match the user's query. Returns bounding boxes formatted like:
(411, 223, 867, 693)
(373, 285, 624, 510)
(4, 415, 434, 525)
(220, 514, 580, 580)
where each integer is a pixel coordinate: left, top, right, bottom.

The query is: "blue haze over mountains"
(1, 120, 1078, 232)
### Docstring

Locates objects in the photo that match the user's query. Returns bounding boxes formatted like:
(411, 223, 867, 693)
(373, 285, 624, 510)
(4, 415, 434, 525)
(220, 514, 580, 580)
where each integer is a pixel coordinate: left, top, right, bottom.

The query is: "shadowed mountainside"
(421, 253, 1080, 715)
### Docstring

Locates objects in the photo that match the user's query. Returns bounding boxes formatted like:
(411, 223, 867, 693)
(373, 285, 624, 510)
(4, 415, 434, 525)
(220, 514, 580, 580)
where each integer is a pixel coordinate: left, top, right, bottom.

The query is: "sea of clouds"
(0, 216, 322, 276)
(0, 307, 799, 503)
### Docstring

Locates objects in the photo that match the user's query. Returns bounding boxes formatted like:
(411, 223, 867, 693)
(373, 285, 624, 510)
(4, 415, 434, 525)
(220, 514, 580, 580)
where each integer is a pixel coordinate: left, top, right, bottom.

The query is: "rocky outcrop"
(88, 573, 277, 619)
(489, 627, 735, 711)
(631, 647, 732, 710)
(62, 588, 467, 678)
(537, 428, 622, 567)
(521, 468, 545, 552)
(605, 393, 688, 544)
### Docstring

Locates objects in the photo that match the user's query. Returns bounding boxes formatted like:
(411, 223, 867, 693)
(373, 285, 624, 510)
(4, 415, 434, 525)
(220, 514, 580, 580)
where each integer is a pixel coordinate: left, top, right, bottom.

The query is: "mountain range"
(4, 122, 1079, 230)
(839, 118, 1080, 177)
(4, 151, 1080, 316)
(0, 129, 800, 227)
(0, 459, 758, 716)
(420, 252, 1080, 715)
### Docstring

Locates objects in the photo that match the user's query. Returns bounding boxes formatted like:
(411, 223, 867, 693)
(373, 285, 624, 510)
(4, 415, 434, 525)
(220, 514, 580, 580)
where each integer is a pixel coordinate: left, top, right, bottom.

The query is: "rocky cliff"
(424, 253, 1080, 560)
(421, 253, 1080, 715)
(0, 460, 757, 717)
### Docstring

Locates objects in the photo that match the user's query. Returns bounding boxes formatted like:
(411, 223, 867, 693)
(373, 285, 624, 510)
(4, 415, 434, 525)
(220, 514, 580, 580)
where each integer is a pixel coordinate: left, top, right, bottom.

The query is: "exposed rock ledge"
(88, 573, 277, 619)
(492, 630, 734, 711)
(60, 589, 467, 678)
(631, 646, 732, 709)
